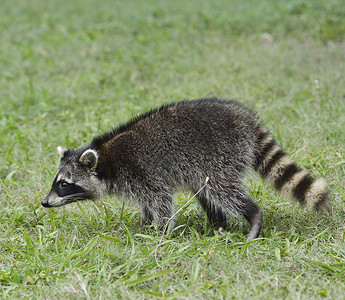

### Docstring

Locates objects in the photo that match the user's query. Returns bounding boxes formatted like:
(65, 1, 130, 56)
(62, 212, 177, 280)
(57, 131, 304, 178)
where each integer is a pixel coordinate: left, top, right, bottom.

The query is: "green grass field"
(1, 0, 345, 298)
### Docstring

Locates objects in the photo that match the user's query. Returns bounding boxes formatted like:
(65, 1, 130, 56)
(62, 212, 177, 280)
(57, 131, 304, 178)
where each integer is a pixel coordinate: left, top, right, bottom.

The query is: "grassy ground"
(1, 0, 345, 298)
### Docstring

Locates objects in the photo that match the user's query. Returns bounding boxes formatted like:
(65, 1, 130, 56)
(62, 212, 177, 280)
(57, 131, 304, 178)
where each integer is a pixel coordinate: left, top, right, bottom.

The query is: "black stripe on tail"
(274, 164, 300, 190)
(293, 173, 314, 204)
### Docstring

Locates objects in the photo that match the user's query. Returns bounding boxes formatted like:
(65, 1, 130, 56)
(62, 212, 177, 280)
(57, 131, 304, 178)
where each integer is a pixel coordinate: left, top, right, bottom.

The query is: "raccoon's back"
(92, 98, 260, 145)
(137, 99, 259, 164)
(91, 98, 262, 180)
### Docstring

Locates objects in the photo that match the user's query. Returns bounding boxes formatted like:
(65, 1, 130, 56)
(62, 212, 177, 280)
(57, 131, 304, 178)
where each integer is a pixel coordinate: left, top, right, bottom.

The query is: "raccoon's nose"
(41, 197, 51, 207)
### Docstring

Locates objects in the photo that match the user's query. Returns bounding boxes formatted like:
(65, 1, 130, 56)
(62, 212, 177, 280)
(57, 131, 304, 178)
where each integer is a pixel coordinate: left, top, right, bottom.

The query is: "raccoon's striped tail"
(254, 131, 329, 210)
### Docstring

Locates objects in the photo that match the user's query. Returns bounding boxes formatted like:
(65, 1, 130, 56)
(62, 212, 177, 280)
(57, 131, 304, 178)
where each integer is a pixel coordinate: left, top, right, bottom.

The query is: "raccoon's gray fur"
(42, 98, 329, 241)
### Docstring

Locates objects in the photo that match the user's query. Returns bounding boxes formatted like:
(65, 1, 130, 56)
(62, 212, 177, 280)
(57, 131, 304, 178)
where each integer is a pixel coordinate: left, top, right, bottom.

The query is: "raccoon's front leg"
(141, 205, 154, 225)
(139, 193, 175, 232)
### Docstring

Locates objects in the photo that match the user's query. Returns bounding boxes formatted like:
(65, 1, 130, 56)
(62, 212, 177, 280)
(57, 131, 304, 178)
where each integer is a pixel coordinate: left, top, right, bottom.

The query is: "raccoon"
(42, 98, 329, 241)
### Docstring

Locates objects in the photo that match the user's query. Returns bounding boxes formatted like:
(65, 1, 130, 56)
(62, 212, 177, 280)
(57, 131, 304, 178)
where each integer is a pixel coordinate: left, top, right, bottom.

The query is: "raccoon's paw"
(218, 227, 226, 236)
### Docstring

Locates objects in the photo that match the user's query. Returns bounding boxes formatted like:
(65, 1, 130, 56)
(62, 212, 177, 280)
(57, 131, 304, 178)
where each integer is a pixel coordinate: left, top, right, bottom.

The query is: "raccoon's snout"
(41, 197, 51, 207)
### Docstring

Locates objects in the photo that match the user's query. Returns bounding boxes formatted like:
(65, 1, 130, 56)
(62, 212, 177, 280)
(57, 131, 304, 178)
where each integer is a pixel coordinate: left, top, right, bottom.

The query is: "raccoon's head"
(42, 146, 105, 207)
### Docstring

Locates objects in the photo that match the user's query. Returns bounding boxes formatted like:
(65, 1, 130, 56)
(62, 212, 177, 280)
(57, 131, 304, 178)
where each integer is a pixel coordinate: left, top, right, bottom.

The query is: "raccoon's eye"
(59, 181, 69, 188)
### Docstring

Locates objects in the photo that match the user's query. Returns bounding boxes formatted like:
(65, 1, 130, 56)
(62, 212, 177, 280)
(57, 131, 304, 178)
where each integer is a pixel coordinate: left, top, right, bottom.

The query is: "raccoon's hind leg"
(198, 184, 263, 241)
(241, 198, 263, 241)
(228, 192, 263, 241)
(198, 195, 228, 231)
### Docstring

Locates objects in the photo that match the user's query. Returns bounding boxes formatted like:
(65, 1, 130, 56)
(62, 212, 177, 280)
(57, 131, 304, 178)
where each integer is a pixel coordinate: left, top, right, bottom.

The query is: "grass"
(1, 0, 345, 298)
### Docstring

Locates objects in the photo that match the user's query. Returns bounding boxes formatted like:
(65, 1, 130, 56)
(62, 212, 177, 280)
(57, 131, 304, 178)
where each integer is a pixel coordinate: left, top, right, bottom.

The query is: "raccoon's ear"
(79, 149, 98, 170)
(57, 146, 68, 158)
